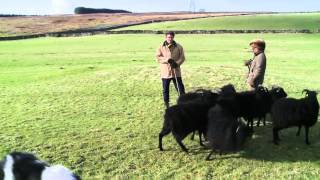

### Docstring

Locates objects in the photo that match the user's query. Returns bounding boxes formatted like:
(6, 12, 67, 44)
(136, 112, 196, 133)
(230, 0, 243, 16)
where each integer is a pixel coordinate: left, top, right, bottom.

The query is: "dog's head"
(0, 152, 47, 180)
(0, 152, 80, 180)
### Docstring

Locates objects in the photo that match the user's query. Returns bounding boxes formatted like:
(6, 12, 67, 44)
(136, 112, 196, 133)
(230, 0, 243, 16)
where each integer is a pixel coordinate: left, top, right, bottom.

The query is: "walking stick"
(173, 68, 181, 96)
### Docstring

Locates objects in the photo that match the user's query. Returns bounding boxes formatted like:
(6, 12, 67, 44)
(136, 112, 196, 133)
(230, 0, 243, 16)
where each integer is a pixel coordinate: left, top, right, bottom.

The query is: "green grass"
(0, 34, 320, 179)
(117, 13, 320, 31)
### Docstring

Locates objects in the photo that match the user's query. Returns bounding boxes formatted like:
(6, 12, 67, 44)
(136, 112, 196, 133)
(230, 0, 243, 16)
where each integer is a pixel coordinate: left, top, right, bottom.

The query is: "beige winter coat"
(156, 42, 185, 78)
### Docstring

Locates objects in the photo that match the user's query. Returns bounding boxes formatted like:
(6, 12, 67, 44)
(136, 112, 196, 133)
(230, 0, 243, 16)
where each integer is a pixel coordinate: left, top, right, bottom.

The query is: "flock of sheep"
(1, 87, 318, 179)
(158, 84, 319, 160)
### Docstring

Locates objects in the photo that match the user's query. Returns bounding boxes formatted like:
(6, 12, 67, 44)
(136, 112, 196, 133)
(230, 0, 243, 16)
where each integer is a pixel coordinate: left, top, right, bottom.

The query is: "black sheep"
(176, 84, 236, 140)
(256, 86, 288, 127)
(159, 94, 218, 152)
(219, 84, 237, 96)
(177, 89, 219, 141)
(206, 103, 252, 160)
(223, 86, 270, 129)
(177, 84, 236, 105)
(177, 89, 218, 105)
(228, 86, 287, 129)
(271, 89, 319, 145)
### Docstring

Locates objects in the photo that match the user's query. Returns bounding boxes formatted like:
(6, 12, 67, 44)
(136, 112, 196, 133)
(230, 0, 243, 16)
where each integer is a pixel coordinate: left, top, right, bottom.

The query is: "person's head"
(250, 39, 266, 54)
(165, 31, 175, 44)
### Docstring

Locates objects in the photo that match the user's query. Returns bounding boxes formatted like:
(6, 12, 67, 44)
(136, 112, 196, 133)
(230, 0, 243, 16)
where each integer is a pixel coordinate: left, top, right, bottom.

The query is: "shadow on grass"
(240, 122, 320, 163)
(152, 116, 320, 163)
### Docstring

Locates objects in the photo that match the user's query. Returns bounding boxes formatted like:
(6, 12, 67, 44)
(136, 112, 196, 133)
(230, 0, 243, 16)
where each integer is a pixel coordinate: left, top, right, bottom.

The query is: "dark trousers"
(162, 77, 185, 103)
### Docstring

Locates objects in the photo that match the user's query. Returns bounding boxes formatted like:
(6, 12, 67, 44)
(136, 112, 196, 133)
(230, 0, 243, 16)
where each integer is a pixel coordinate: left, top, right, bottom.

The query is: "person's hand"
(171, 61, 178, 69)
(248, 79, 255, 87)
(244, 59, 253, 66)
(168, 58, 178, 68)
(168, 58, 174, 64)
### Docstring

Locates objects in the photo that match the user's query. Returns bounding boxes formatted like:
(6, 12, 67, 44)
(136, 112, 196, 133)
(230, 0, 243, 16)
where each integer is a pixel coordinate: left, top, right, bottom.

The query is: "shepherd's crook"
(173, 68, 181, 96)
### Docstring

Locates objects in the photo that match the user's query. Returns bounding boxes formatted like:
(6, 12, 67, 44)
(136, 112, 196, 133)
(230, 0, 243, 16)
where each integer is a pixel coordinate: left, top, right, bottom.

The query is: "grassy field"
(0, 34, 320, 179)
(118, 13, 320, 31)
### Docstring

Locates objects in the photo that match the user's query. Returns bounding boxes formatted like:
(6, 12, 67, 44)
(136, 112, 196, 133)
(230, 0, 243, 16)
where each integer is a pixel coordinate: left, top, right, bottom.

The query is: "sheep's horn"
(213, 88, 221, 93)
(302, 89, 309, 95)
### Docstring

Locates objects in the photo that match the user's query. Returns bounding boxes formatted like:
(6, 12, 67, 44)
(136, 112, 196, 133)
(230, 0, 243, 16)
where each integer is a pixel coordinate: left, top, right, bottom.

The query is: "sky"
(0, 0, 319, 15)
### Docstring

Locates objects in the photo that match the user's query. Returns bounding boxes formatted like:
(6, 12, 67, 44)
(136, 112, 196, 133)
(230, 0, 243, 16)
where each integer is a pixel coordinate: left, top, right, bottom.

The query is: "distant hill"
(0, 14, 26, 17)
(74, 7, 131, 14)
(0, 12, 242, 37)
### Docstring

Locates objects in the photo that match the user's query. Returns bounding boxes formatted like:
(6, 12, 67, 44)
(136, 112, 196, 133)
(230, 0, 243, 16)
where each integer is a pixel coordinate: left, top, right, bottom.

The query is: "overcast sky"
(0, 0, 319, 15)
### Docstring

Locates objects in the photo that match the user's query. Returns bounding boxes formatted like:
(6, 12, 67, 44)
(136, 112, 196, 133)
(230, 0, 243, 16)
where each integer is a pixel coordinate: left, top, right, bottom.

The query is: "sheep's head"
(195, 89, 219, 105)
(302, 89, 318, 98)
(220, 84, 236, 95)
(271, 86, 287, 100)
(256, 86, 269, 99)
(257, 85, 269, 93)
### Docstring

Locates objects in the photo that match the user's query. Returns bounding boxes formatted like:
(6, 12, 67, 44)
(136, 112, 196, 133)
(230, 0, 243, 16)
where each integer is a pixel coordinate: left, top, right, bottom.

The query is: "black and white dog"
(0, 152, 80, 180)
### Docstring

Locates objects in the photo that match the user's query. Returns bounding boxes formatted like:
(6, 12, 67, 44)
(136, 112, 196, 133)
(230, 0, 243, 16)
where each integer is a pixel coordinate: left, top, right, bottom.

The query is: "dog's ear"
(10, 152, 39, 162)
(0, 158, 5, 169)
(0, 169, 4, 180)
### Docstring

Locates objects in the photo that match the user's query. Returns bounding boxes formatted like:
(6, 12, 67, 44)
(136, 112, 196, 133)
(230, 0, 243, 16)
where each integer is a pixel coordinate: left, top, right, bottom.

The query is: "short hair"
(165, 31, 175, 37)
(250, 39, 266, 51)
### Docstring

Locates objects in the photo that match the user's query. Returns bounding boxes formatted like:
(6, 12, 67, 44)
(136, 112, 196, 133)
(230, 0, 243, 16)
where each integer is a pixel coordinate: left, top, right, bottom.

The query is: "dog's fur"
(0, 152, 80, 180)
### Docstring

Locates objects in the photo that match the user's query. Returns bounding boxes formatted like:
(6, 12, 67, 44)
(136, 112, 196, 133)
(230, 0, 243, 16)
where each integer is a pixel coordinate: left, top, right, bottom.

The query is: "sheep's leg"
(257, 117, 266, 127)
(206, 150, 215, 161)
(305, 126, 310, 145)
(173, 133, 188, 152)
(273, 128, 280, 145)
(296, 126, 301, 136)
(244, 117, 253, 129)
(247, 118, 253, 129)
(190, 131, 195, 140)
(245, 118, 250, 127)
(199, 131, 204, 146)
(202, 133, 208, 141)
(257, 118, 261, 127)
(159, 128, 171, 151)
(203, 132, 208, 141)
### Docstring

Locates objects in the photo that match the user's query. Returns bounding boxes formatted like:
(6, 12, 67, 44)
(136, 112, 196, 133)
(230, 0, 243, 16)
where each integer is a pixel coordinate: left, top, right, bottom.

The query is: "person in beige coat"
(156, 31, 185, 108)
(245, 39, 267, 90)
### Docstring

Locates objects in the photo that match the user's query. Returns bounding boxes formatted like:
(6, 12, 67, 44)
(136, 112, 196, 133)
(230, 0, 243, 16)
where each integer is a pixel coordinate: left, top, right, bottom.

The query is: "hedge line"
(1, 29, 319, 41)
(74, 7, 131, 14)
